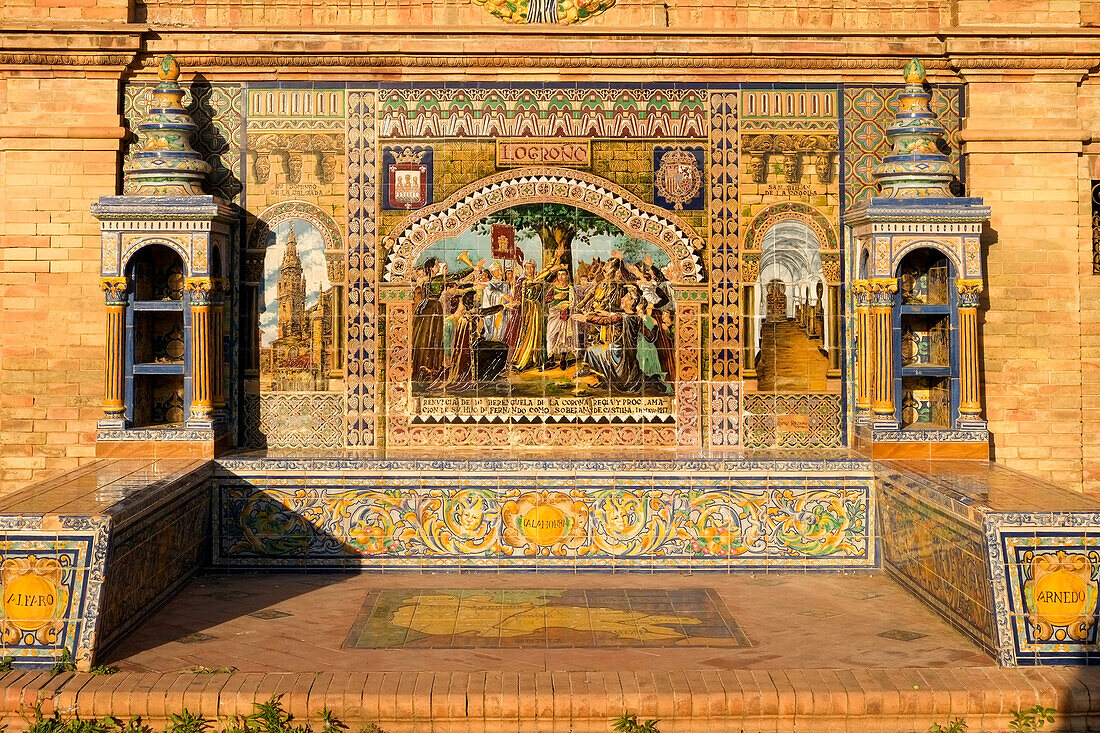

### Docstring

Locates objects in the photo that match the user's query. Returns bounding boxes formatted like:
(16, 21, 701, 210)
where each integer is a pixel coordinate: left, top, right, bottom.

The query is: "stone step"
(1, 668, 1097, 733)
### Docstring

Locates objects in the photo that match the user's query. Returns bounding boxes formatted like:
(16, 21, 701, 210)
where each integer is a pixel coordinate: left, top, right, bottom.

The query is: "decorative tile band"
(213, 469, 876, 570)
(877, 476, 996, 654)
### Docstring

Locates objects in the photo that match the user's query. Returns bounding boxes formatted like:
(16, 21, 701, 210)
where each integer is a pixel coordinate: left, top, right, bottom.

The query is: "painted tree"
(614, 234, 670, 270)
(474, 203, 622, 273)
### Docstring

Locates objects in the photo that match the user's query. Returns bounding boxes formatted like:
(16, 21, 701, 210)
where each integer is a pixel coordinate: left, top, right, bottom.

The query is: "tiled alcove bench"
(0, 460, 211, 668)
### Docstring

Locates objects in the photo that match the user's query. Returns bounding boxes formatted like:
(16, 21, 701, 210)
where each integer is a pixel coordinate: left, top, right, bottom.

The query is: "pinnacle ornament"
(873, 58, 956, 198)
(123, 54, 212, 196)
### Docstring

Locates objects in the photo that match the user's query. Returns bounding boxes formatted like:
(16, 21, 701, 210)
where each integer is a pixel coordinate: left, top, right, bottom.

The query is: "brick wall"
(0, 75, 125, 489)
(0, 0, 127, 22)
(962, 73, 1088, 489)
(1078, 79, 1100, 494)
(957, 0, 1081, 25)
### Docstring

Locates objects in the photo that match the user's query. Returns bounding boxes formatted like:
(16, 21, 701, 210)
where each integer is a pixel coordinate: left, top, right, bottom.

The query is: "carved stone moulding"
(132, 53, 962, 72)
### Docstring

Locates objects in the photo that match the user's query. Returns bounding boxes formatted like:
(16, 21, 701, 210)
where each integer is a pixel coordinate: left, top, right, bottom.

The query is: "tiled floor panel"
(106, 571, 995, 672)
(344, 588, 749, 649)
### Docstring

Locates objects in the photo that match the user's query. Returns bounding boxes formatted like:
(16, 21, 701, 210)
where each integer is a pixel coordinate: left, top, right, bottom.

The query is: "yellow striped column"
(211, 278, 229, 411)
(185, 277, 215, 420)
(852, 280, 872, 412)
(956, 279, 984, 419)
(100, 277, 129, 420)
(868, 278, 898, 419)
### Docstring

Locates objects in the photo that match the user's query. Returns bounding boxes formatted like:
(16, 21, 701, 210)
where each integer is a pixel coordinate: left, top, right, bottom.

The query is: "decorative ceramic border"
(706, 90, 741, 445)
(380, 167, 706, 284)
(213, 470, 876, 570)
(345, 91, 378, 447)
(377, 86, 707, 139)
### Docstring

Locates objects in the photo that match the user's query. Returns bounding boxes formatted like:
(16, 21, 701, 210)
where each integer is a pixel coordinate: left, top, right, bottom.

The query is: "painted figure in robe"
(411, 257, 480, 381)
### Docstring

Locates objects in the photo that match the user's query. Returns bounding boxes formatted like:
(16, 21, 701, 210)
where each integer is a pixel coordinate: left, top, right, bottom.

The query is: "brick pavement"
(1, 666, 1098, 733)
(0, 572, 1070, 732)
(106, 572, 993, 673)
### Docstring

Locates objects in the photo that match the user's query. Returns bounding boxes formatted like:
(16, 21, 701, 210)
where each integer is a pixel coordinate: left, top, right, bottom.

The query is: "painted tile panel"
(213, 469, 876, 569)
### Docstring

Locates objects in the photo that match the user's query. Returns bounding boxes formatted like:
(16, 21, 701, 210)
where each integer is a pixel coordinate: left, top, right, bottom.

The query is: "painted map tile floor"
(345, 588, 750, 649)
(106, 572, 995, 672)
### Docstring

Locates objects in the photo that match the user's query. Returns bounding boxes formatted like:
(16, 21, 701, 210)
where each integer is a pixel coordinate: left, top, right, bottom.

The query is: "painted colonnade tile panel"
(738, 89, 844, 449)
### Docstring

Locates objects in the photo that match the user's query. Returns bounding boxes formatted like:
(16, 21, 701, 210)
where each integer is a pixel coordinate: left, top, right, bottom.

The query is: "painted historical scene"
(258, 219, 341, 392)
(408, 203, 677, 403)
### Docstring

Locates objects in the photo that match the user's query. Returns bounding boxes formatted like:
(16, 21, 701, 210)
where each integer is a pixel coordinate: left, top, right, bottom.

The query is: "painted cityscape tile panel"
(345, 588, 749, 648)
(259, 220, 341, 393)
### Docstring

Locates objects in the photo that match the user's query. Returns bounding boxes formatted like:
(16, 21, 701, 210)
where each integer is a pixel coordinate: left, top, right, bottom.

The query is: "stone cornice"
(0, 53, 134, 66)
(0, 27, 1099, 76)
(0, 27, 143, 68)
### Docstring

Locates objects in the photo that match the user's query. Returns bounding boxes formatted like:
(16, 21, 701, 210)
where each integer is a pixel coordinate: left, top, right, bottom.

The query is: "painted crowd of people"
(409, 245, 676, 394)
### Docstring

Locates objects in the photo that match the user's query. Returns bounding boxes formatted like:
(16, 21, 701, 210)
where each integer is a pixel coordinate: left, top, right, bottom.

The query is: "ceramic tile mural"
(212, 457, 876, 569)
(985, 516, 1100, 665)
(118, 79, 968, 450)
(877, 476, 996, 654)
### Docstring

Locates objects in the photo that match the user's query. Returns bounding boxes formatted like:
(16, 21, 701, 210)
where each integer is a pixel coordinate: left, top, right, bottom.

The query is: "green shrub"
(611, 713, 660, 733)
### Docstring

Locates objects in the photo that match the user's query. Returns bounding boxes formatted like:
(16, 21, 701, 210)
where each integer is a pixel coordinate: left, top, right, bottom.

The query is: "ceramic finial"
(872, 58, 955, 198)
(903, 57, 925, 85)
(123, 55, 211, 196)
(159, 54, 181, 82)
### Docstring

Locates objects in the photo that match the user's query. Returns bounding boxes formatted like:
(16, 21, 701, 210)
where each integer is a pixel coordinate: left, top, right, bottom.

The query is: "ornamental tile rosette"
(123, 55, 211, 196)
(873, 58, 955, 198)
(472, 0, 615, 24)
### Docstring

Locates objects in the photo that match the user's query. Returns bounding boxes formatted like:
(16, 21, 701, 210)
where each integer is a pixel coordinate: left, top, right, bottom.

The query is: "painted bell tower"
(92, 55, 235, 456)
(845, 59, 990, 459)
